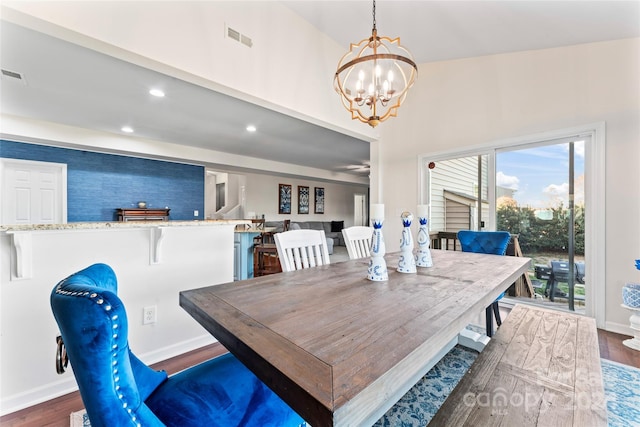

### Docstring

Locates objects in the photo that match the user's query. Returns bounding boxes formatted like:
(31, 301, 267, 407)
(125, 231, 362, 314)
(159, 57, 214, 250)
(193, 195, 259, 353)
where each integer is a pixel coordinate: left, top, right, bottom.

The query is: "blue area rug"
(375, 346, 640, 427)
(374, 345, 478, 427)
(71, 346, 640, 427)
(601, 359, 640, 427)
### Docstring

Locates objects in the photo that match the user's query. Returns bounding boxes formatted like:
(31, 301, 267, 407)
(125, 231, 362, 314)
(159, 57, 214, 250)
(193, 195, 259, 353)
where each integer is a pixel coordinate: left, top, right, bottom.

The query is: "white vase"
(416, 216, 433, 268)
(397, 212, 417, 274)
(367, 219, 388, 281)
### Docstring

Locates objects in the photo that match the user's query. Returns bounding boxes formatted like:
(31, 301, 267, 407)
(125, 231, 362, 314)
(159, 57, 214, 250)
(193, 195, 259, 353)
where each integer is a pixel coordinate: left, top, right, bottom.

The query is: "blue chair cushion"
(457, 231, 511, 302)
(457, 230, 511, 256)
(146, 353, 304, 427)
(129, 350, 168, 400)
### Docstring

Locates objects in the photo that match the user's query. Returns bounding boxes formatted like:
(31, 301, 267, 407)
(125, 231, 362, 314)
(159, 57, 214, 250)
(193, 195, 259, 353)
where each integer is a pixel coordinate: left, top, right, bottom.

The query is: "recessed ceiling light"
(246, 125, 257, 132)
(121, 126, 134, 133)
(149, 88, 165, 97)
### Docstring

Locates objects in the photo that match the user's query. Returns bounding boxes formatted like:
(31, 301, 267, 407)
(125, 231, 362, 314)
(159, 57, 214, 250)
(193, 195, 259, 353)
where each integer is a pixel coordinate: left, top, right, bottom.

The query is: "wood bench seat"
(429, 304, 607, 426)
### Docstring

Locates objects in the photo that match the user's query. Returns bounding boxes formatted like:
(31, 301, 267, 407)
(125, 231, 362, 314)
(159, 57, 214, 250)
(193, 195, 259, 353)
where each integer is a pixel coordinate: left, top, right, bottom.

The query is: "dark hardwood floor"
(597, 329, 640, 368)
(2, 329, 639, 427)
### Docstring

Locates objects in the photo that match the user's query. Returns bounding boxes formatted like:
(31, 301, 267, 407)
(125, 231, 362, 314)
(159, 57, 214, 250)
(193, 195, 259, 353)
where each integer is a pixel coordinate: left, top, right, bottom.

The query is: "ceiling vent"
(225, 25, 253, 48)
(1, 68, 26, 84)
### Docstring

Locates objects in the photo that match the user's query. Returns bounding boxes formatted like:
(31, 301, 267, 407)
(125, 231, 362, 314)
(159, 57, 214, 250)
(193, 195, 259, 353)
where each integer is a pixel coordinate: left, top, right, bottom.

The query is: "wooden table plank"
(180, 250, 531, 426)
(574, 316, 608, 426)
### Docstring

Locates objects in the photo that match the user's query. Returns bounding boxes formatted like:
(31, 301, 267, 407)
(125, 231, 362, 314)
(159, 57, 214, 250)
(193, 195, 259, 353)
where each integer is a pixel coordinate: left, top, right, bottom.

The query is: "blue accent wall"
(1, 140, 204, 221)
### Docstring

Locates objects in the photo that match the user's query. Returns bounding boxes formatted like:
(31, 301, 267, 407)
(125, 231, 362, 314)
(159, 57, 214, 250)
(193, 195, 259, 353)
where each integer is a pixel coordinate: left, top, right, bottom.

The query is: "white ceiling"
(1, 1, 638, 180)
(284, 1, 640, 64)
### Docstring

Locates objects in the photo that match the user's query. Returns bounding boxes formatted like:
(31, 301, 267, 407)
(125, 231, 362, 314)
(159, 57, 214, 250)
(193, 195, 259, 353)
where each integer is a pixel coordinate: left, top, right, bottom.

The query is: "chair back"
(342, 226, 374, 260)
(457, 230, 511, 255)
(274, 229, 331, 272)
(51, 264, 167, 427)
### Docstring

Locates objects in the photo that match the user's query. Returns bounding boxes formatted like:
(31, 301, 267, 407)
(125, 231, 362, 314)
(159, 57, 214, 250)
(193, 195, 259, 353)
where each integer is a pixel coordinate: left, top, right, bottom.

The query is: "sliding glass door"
(422, 136, 590, 314)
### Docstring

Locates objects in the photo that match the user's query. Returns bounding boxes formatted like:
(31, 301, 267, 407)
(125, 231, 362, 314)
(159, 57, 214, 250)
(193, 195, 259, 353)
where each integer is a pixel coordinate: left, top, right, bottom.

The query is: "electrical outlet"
(143, 306, 157, 325)
(194, 210, 199, 217)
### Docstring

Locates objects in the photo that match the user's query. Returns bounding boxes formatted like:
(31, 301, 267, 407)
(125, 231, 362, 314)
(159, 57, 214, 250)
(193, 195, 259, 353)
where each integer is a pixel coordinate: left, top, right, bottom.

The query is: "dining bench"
(429, 304, 607, 426)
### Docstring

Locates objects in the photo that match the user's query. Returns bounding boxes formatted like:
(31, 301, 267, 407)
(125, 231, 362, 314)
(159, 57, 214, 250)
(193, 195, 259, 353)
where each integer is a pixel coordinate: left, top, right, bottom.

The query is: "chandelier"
(334, 0, 418, 127)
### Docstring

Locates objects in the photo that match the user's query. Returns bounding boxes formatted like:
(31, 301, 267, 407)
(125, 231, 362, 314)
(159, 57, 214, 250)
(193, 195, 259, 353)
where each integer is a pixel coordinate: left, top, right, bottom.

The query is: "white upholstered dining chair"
(274, 229, 331, 272)
(341, 226, 374, 260)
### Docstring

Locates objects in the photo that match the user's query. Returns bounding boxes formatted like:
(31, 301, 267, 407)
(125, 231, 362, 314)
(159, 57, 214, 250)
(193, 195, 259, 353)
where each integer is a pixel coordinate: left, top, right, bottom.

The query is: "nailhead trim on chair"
(55, 283, 141, 427)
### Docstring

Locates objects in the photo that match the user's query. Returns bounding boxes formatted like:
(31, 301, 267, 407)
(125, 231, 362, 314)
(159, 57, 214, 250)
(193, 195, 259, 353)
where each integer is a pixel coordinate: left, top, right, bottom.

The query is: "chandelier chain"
(372, 0, 377, 31)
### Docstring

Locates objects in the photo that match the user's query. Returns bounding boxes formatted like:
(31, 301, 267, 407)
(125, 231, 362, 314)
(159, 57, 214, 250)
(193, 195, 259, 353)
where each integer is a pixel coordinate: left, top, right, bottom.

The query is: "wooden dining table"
(180, 249, 531, 427)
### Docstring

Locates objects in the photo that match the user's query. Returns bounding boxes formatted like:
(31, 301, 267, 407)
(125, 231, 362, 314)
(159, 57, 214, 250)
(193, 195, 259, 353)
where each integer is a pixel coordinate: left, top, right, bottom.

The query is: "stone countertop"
(0, 220, 248, 233)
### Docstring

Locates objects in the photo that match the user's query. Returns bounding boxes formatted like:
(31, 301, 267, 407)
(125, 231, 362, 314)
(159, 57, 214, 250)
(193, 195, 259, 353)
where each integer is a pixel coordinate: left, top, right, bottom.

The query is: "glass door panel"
(496, 140, 586, 312)
(426, 154, 489, 236)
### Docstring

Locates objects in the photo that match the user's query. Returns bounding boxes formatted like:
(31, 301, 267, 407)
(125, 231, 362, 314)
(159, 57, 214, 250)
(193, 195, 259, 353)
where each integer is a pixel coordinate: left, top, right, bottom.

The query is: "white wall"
(375, 38, 640, 332)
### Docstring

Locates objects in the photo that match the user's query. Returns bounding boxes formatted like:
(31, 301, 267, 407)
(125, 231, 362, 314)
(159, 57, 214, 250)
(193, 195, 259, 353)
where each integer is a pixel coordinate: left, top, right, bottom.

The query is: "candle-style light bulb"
(355, 70, 365, 98)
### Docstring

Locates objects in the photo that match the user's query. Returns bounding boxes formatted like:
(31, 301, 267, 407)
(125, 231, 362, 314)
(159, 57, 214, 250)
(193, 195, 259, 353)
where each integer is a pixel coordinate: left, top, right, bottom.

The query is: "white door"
(1, 159, 67, 224)
(354, 193, 367, 226)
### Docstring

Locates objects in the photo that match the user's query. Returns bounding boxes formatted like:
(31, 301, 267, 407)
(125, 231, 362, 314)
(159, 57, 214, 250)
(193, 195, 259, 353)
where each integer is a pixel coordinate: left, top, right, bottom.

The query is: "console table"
(116, 208, 170, 221)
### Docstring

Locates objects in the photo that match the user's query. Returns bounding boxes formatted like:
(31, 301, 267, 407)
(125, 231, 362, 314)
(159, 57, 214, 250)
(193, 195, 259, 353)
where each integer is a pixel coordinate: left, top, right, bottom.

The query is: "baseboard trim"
(0, 376, 79, 417)
(604, 320, 634, 337)
(139, 334, 217, 366)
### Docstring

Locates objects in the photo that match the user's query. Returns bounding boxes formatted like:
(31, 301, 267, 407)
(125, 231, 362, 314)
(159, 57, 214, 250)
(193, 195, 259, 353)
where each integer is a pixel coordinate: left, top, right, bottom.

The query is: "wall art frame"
(298, 186, 310, 214)
(314, 187, 325, 214)
(278, 184, 292, 214)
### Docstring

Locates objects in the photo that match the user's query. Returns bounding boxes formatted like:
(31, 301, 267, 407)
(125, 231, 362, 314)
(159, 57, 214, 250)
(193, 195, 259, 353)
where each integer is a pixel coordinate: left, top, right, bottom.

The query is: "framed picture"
(279, 184, 292, 214)
(298, 186, 310, 214)
(314, 187, 325, 214)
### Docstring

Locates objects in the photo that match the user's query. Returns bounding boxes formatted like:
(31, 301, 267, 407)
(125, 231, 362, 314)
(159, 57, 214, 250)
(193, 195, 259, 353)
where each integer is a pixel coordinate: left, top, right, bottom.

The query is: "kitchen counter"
(0, 219, 247, 233)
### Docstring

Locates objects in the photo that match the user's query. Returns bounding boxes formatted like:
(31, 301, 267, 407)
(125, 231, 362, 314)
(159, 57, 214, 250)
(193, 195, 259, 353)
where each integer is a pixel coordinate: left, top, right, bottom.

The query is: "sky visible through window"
(497, 141, 585, 209)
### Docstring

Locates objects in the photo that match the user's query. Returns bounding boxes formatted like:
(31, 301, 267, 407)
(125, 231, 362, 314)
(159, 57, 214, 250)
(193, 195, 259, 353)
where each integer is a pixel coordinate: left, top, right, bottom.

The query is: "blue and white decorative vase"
(623, 283, 640, 308)
(367, 204, 388, 281)
(415, 214, 433, 268)
(397, 211, 417, 274)
(368, 221, 388, 281)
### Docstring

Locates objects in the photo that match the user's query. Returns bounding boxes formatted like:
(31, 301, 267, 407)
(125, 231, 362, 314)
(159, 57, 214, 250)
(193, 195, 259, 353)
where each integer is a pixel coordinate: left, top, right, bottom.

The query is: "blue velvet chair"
(457, 230, 511, 337)
(51, 263, 304, 427)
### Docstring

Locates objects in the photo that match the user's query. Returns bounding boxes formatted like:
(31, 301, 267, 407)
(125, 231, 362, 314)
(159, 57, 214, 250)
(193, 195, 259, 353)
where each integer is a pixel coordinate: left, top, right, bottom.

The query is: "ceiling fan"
(339, 162, 370, 174)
